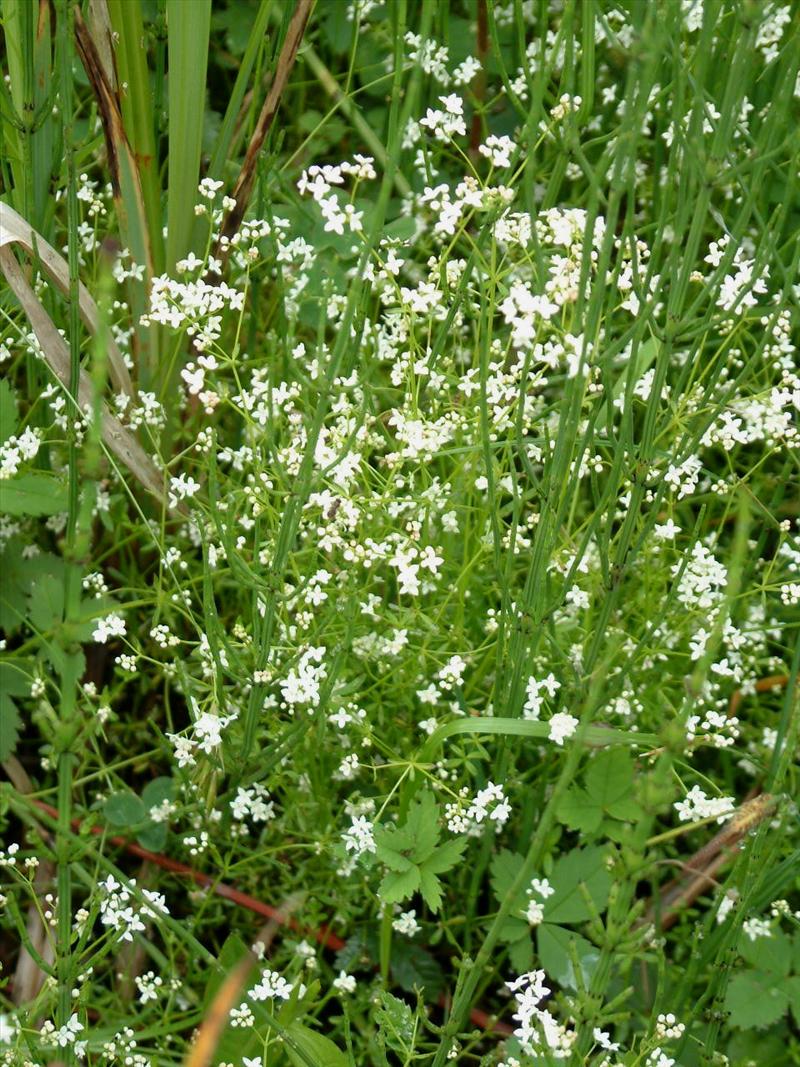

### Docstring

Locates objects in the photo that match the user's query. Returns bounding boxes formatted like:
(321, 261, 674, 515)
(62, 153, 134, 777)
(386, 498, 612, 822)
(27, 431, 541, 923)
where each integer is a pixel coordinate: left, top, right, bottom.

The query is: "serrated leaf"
(375, 823, 415, 862)
(424, 834, 467, 874)
(508, 934, 534, 972)
(585, 749, 634, 809)
(556, 786, 603, 833)
(379, 866, 421, 904)
(46, 647, 85, 688)
(543, 846, 612, 924)
(738, 929, 791, 977)
(725, 970, 789, 1029)
(605, 796, 644, 821)
(104, 790, 146, 827)
(418, 866, 444, 912)
(403, 789, 440, 862)
(390, 940, 444, 997)
(490, 849, 527, 908)
(374, 991, 416, 1055)
(537, 923, 600, 991)
(0, 379, 18, 444)
(0, 472, 68, 516)
(784, 974, 800, 1028)
(0, 692, 21, 761)
(498, 915, 531, 944)
(285, 1022, 348, 1067)
(27, 573, 64, 631)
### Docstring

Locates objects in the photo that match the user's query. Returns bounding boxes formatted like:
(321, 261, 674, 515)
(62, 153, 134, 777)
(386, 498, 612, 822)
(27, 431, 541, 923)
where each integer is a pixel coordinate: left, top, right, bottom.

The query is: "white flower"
(342, 815, 376, 856)
(333, 970, 357, 994)
(250, 967, 293, 1001)
(93, 612, 126, 644)
(548, 712, 578, 745)
(674, 785, 735, 824)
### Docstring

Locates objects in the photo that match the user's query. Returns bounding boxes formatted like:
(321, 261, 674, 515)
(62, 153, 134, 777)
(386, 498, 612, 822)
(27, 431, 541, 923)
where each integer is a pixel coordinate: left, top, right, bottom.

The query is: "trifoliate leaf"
(389, 939, 444, 997)
(537, 923, 600, 991)
(556, 786, 603, 833)
(104, 790, 146, 827)
(725, 970, 789, 1029)
(738, 928, 791, 977)
(423, 834, 467, 874)
(379, 866, 422, 904)
(0, 472, 68, 516)
(543, 846, 612, 924)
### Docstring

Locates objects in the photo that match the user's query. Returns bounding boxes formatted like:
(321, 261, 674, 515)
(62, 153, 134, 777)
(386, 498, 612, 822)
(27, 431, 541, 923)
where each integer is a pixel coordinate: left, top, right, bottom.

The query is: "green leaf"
(543, 846, 612, 925)
(0, 691, 21, 762)
(0, 473, 68, 516)
(490, 849, 527, 909)
(0, 379, 18, 444)
(738, 929, 791, 977)
(104, 790, 146, 827)
(424, 834, 467, 874)
(136, 822, 168, 851)
(585, 749, 635, 810)
(379, 867, 421, 905)
(418, 866, 444, 912)
(556, 786, 603, 833)
(389, 940, 444, 997)
(166, 0, 211, 270)
(725, 970, 789, 1029)
(374, 991, 416, 1055)
(537, 923, 600, 991)
(508, 934, 534, 972)
(403, 789, 440, 861)
(27, 573, 64, 632)
(142, 776, 175, 811)
(0, 655, 33, 771)
(284, 1022, 349, 1067)
(784, 974, 800, 1028)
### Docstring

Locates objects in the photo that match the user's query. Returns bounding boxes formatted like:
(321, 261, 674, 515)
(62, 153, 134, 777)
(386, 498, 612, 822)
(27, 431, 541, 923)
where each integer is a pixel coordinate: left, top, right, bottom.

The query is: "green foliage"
(556, 749, 644, 836)
(725, 930, 800, 1031)
(375, 790, 467, 913)
(0, 473, 68, 516)
(490, 845, 612, 979)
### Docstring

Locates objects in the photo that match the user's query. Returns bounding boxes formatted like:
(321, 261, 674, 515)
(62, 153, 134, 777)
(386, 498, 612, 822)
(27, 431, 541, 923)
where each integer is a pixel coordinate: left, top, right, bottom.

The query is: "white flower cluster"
(231, 782, 275, 825)
(525, 876, 554, 926)
(673, 785, 735, 824)
(279, 645, 328, 713)
(0, 427, 41, 479)
(249, 967, 294, 1002)
(446, 781, 511, 834)
(98, 874, 169, 943)
(92, 612, 126, 644)
(506, 970, 576, 1059)
(143, 270, 245, 351)
(342, 814, 376, 857)
(523, 673, 561, 719)
(296, 157, 376, 235)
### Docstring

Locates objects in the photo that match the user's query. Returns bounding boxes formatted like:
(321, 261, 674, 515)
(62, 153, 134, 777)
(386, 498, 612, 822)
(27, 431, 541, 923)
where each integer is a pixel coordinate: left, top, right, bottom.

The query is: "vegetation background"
(0, 1, 798, 1065)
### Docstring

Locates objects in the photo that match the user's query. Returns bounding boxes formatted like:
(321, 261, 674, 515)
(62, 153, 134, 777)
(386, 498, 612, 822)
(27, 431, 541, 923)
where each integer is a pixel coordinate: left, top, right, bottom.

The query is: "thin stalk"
(55, 0, 81, 1052)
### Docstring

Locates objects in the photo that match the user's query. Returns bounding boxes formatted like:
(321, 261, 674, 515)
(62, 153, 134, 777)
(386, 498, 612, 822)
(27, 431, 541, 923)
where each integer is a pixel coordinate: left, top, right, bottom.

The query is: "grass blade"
(214, 0, 313, 260)
(165, 0, 211, 271)
(106, 0, 163, 273)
